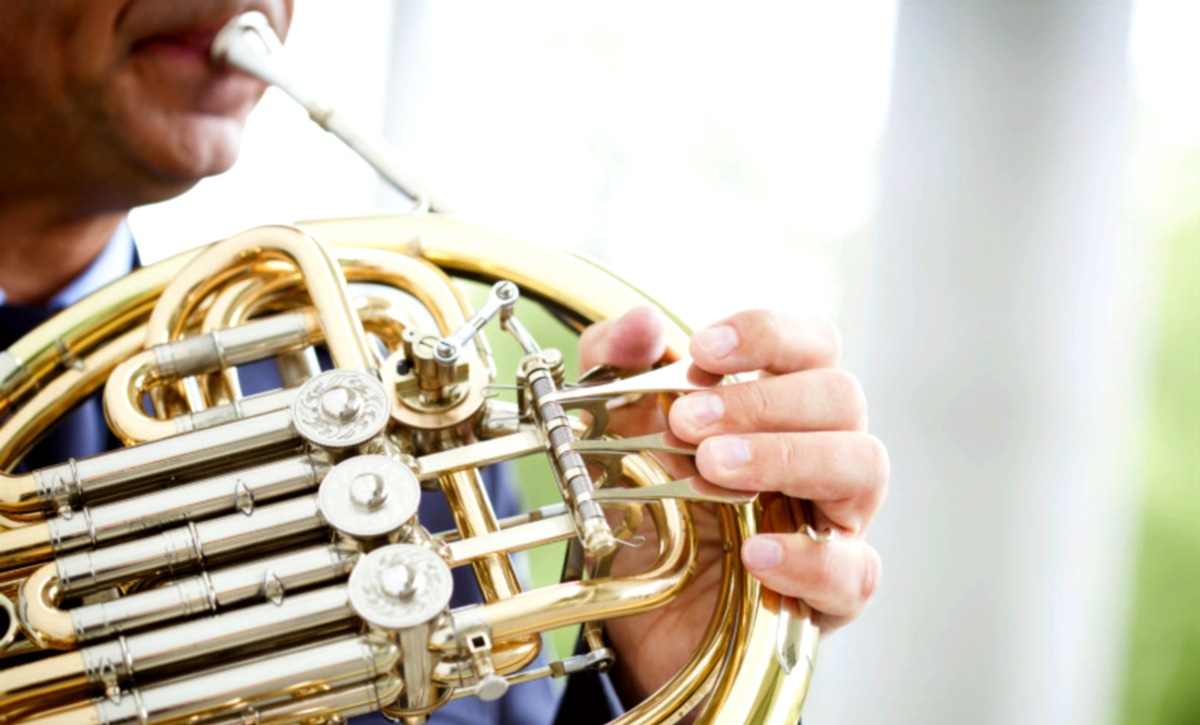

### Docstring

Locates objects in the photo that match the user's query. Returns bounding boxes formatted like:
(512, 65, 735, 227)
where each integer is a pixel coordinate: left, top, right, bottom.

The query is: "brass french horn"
(0, 13, 817, 724)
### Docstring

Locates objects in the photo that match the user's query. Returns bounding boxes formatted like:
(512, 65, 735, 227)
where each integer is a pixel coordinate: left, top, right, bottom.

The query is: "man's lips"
(132, 27, 224, 65)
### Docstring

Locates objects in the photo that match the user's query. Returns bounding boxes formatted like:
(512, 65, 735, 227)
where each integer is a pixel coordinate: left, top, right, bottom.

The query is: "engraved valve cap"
(293, 370, 390, 450)
(318, 455, 421, 538)
(349, 544, 453, 630)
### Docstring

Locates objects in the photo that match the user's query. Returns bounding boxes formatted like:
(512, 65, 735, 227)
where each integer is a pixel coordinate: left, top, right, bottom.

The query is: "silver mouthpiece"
(211, 12, 437, 214)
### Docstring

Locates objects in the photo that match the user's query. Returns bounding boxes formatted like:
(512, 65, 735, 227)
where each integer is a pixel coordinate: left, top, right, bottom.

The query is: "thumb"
(578, 305, 668, 372)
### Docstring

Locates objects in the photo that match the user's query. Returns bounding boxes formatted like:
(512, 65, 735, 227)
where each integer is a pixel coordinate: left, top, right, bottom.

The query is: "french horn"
(0, 13, 818, 724)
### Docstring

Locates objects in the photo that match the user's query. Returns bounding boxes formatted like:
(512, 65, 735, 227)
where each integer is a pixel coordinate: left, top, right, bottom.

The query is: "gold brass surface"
(0, 215, 818, 724)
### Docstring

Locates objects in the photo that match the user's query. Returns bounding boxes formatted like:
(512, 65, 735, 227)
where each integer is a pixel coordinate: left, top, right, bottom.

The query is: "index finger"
(690, 310, 842, 376)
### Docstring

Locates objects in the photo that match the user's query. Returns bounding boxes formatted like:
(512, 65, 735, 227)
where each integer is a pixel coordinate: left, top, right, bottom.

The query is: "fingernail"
(709, 437, 751, 471)
(743, 536, 784, 570)
(676, 393, 724, 428)
(694, 324, 739, 360)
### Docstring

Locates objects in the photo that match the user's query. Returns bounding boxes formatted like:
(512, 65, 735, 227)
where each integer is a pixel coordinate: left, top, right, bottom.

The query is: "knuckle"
(860, 544, 882, 602)
(774, 434, 798, 478)
(737, 380, 774, 431)
(808, 314, 843, 365)
(862, 434, 891, 487)
(825, 369, 868, 429)
(805, 540, 840, 592)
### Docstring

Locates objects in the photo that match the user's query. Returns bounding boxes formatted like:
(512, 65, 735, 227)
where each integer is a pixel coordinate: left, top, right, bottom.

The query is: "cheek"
(103, 69, 263, 183)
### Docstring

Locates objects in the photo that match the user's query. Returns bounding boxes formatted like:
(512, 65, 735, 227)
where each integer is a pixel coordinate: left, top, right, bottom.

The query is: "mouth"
(132, 26, 225, 65)
(123, 2, 288, 75)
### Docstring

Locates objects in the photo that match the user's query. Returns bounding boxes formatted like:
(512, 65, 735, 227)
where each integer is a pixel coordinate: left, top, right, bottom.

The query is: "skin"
(578, 307, 888, 704)
(0, 0, 293, 304)
(0, 0, 888, 715)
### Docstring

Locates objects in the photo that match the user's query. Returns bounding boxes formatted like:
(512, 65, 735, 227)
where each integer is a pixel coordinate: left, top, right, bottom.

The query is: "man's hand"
(577, 306, 889, 701)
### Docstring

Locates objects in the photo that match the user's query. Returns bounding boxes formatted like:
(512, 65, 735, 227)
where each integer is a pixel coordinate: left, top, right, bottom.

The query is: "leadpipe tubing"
(21, 635, 399, 725)
(144, 226, 372, 371)
(68, 544, 356, 643)
(31, 408, 295, 513)
(0, 249, 198, 420)
(212, 12, 440, 214)
(48, 453, 329, 554)
(200, 275, 306, 405)
(152, 310, 319, 380)
(0, 327, 144, 482)
(152, 309, 316, 413)
(53, 495, 324, 598)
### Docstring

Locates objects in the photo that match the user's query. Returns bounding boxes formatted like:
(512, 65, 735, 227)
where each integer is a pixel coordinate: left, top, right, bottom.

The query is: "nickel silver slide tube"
(32, 409, 296, 512)
(80, 586, 356, 685)
(70, 544, 355, 643)
(55, 496, 325, 597)
(91, 635, 399, 725)
(49, 452, 329, 553)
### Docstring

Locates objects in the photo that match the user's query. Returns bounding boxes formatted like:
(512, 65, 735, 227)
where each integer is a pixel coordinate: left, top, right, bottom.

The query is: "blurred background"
(130, 2, 1199, 723)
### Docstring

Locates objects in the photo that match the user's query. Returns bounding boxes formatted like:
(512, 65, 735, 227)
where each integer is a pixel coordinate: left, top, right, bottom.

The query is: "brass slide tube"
(145, 226, 372, 370)
(439, 470, 541, 675)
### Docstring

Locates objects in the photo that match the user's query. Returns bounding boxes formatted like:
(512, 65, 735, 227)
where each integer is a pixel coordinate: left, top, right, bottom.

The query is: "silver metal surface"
(445, 513, 577, 566)
(292, 370, 390, 450)
(203, 675, 404, 725)
(56, 496, 324, 596)
(318, 455, 421, 538)
(82, 586, 354, 683)
(96, 635, 398, 725)
(415, 429, 545, 481)
(348, 544, 452, 630)
(544, 358, 717, 405)
(50, 453, 327, 552)
(523, 354, 616, 556)
(590, 476, 758, 505)
(70, 544, 355, 642)
(568, 432, 696, 457)
(434, 281, 519, 364)
(34, 408, 296, 509)
(154, 312, 313, 379)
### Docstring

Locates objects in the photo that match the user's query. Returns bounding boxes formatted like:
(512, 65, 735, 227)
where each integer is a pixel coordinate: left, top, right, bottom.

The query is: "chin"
(141, 112, 248, 192)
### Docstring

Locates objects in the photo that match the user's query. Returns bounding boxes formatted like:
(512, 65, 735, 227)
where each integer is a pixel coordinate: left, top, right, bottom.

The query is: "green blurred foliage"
(1122, 220, 1200, 723)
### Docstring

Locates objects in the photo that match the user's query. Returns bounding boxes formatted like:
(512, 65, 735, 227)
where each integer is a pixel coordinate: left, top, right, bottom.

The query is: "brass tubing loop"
(0, 215, 819, 724)
(0, 216, 818, 724)
(2, 15, 817, 719)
